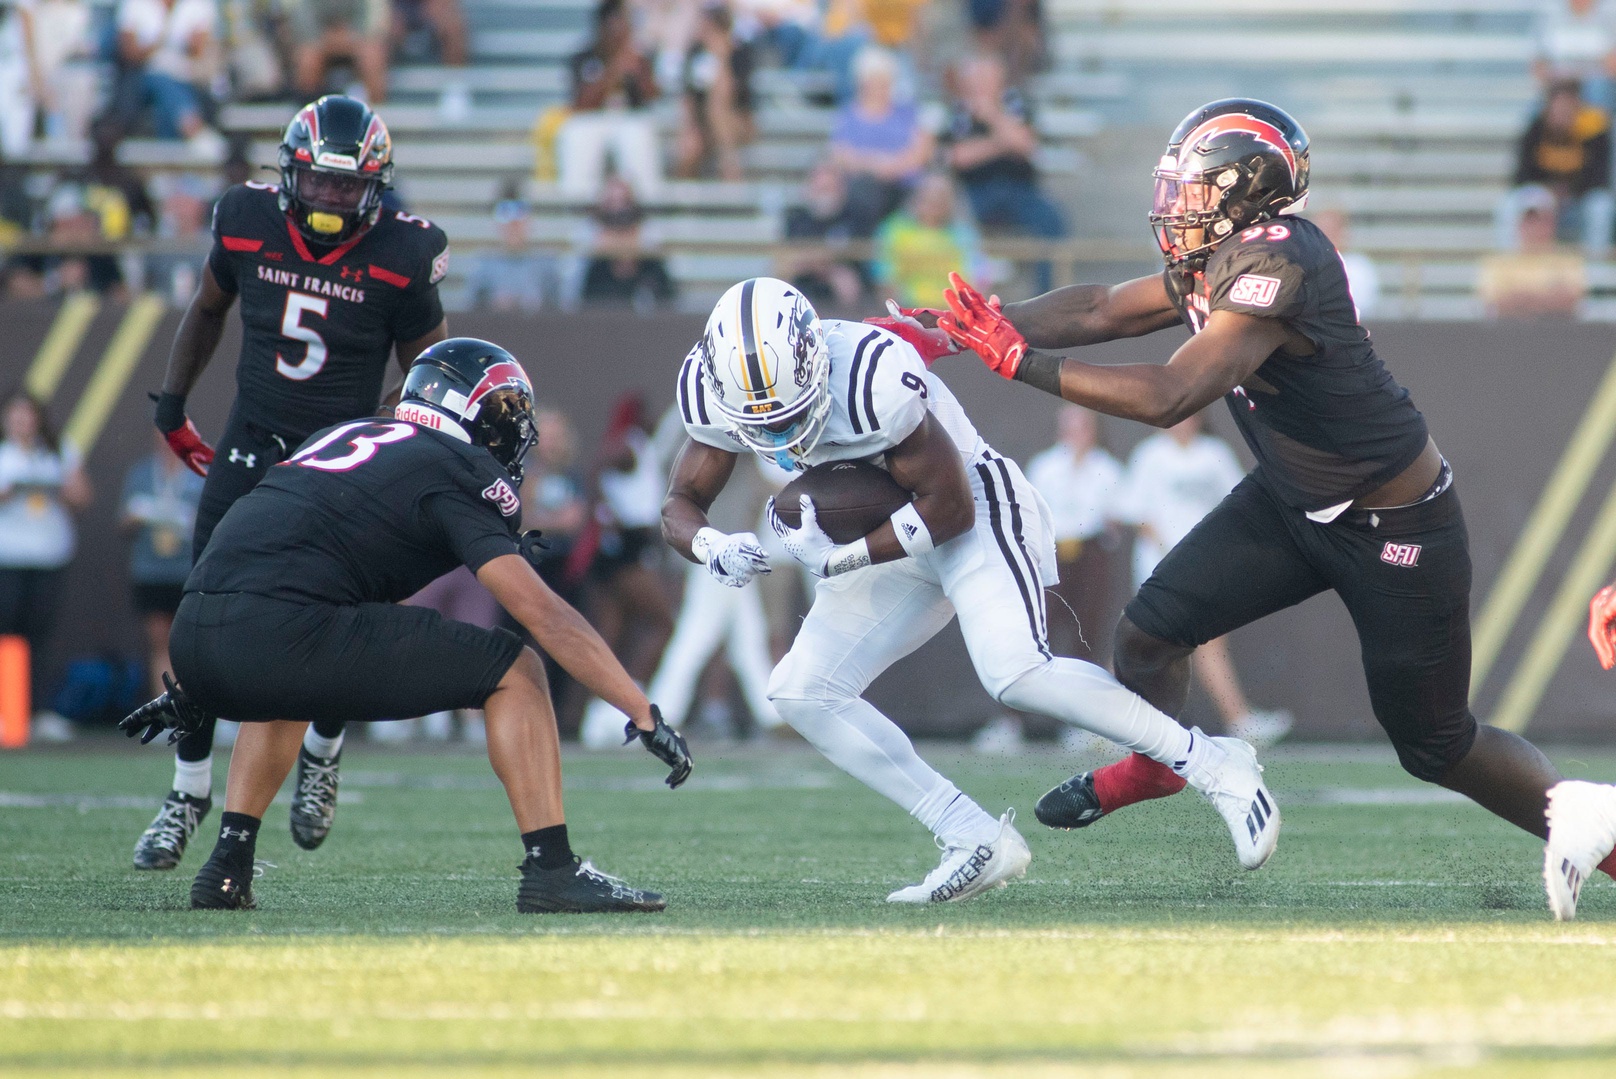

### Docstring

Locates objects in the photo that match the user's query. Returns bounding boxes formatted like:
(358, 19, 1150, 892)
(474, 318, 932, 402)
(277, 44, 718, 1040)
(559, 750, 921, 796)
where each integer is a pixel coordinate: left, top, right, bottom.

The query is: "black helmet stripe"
(737, 278, 769, 402)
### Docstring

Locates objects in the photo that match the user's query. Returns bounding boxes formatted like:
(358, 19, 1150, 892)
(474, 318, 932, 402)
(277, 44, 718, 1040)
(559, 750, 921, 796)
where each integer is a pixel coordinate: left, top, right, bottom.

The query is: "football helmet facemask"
(399, 338, 538, 483)
(1150, 98, 1310, 269)
(699, 277, 832, 457)
(278, 95, 394, 245)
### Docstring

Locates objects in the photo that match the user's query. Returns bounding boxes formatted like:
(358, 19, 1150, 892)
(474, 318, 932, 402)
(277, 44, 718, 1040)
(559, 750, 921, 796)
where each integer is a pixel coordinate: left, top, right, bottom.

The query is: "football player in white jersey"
(662, 278, 1281, 903)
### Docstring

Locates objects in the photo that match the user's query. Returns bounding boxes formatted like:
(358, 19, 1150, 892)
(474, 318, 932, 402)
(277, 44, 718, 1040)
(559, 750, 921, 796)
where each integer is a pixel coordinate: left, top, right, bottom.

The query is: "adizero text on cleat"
(1035, 771, 1105, 829)
(289, 747, 341, 851)
(517, 857, 666, 913)
(887, 811, 1031, 904)
(190, 858, 257, 910)
(132, 791, 211, 870)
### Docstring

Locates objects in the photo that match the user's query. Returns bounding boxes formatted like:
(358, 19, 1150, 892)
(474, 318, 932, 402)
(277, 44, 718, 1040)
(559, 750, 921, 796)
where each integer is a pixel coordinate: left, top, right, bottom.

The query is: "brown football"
(775, 460, 912, 544)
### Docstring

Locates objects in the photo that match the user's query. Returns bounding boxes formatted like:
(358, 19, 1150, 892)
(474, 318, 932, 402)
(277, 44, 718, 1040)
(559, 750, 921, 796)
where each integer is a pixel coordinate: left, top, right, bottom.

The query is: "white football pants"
(648, 562, 782, 730)
(768, 452, 1198, 837)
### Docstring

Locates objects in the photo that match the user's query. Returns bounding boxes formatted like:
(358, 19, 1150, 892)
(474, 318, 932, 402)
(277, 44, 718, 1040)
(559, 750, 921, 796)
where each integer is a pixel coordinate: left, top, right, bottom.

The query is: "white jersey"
(676, 320, 987, 473)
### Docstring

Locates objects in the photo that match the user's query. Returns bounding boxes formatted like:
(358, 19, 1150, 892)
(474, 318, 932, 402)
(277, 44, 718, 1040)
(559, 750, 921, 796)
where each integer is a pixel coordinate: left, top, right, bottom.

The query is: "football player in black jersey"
(134, 95, 450, 872)
(122, 339, 689, 913)
(933, 98, 1610, 907)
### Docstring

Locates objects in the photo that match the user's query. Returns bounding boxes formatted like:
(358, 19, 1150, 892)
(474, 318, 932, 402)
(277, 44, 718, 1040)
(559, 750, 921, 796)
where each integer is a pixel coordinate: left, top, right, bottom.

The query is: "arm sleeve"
(1205, 238, 1307, 320)
(389, 226, 449, 342)
(422, 486, 520, 573)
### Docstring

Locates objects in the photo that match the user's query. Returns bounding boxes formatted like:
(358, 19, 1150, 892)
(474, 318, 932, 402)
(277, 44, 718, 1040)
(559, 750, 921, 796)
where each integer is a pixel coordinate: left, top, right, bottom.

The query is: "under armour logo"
(340, 265, 365, 282)
(228, 448, 257, 468)
(220, 827, 252, 841)
(1380, 542, 1422, 568)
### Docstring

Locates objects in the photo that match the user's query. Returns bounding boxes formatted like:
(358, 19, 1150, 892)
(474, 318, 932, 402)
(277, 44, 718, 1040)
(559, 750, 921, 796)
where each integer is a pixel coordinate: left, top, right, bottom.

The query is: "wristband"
(825, 537, 871, 577)
(153, 391, 188, 433)
(1013, 352, 1063, 397)
(690, 526, 723, 563)
(889, 502, 934, 557)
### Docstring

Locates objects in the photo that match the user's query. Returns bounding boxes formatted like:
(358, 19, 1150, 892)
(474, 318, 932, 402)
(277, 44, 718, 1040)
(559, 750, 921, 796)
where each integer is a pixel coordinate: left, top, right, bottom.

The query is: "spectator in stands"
(1479, 189, 1588, 318)
(578, 176, 676, 308)
(781, 157, 866, 305)
(285, 0, 390, 104)
(967, 0, 1044, 85)
(829, 46, 934, 236)
(1498, 78, 1614, 257)
(559, 0, 661, 201)
(0, 389, 90, 741)
(874, 170, 985, 307)
(942, 54, 1063, 291)
(113, 0, 222, 146)
(464, 192, 555, 311)
(393, 0, 470, 119)
(674, 4, 752, 181)
(121, 430, 204, 700)
(1311, 208, 1380, 320)
(146, 172, 213, 306)
(1533, 0, 1616, 109)
(0, 0, 95, 156)
(220, 0, 290, 101)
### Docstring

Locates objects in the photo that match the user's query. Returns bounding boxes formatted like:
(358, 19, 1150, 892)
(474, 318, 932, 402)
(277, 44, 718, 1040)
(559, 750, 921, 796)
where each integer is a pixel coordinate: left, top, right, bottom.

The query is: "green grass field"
(4, 737, 1616, 1077)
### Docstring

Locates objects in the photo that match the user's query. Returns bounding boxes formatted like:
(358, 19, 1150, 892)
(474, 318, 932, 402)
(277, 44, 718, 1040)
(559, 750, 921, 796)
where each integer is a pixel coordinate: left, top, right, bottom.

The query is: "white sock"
(1000, 657, 1196, 766)
(1172, 726, 1222, 781)
(303, 727, 344, 759)
(172, 756, 212, 799)
(773, 694, 995, 839)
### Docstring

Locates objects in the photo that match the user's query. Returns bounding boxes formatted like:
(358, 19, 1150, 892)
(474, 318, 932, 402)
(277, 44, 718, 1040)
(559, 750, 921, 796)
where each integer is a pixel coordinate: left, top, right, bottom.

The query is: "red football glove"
(164, 419, 214, 477)
(1590, 584, 1616, 670)
(938, 271, 1028, 379)
(864, 300, 959, 366)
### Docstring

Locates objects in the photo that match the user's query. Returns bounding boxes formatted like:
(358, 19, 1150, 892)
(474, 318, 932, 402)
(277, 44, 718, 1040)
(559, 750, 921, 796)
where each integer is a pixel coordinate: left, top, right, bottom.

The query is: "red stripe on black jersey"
(221, 236, 263, 252)
(367, 264, 411, 288)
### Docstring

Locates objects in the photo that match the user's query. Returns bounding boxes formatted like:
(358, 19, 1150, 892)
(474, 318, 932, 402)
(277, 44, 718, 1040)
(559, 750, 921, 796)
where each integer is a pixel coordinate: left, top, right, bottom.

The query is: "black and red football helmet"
(399, 338, 538, 482)
(277, 95, 394, 245)
(1150, 98, 1311, 268)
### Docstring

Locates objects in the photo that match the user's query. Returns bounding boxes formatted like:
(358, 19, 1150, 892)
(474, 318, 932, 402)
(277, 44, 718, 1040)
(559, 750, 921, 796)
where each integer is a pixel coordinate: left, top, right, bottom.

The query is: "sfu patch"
(482, 478, 520, 517)
(1380, 541, 1422, 568)
(1228, 273, 1282, 307)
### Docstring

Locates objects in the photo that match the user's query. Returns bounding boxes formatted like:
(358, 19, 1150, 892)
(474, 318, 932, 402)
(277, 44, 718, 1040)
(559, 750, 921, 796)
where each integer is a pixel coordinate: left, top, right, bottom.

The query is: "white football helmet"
(699, 277, 832, 456)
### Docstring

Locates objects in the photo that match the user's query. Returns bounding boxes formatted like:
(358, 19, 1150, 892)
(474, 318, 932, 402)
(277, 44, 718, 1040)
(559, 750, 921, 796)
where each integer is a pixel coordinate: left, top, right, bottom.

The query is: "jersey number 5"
(291, 421, 414, 472)
(276, 291, 330, 381)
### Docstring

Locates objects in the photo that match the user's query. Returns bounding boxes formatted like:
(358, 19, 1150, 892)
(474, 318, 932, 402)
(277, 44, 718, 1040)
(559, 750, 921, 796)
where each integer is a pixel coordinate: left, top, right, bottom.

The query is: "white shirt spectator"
(1535, 0, 1616, 82)
(1339, 249, 1381, 320)
(598, 428, 665, 528)
(0, 439, 80, 567)
(1024, 443, 1122, 543)
(116, 0, 214, 82)
(1116, 431, 1245, 585)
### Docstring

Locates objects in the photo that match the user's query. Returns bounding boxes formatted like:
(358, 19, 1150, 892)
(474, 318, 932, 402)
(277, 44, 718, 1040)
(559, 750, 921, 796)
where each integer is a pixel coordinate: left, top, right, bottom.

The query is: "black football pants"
(1123, 469, 1477, 781)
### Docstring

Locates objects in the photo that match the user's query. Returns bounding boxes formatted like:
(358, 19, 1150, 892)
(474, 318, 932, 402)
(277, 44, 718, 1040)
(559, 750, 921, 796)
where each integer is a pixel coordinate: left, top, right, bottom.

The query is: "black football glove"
(624, 705, 691, 789)
(119, 672, 214, 745)
(518, 529, 550, 571)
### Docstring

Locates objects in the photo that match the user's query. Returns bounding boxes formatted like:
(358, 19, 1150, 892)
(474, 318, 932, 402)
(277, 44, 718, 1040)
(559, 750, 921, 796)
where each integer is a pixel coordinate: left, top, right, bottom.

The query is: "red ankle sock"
(1599, 850, 1616, 880)
(1091, 752, 1188, 814)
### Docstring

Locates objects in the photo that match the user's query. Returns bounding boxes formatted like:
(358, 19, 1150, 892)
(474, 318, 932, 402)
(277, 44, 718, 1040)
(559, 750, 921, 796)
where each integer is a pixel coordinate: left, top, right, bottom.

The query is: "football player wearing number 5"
(134, 95, 450, 873)
(938, 98, 1612, 918)
(662, 278, 1281, 906)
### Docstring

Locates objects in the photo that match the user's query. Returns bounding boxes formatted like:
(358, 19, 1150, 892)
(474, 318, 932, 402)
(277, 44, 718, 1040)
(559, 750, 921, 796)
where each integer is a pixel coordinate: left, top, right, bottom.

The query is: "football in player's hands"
(625, 705, 692, 788)
(773, 461, 911, 544)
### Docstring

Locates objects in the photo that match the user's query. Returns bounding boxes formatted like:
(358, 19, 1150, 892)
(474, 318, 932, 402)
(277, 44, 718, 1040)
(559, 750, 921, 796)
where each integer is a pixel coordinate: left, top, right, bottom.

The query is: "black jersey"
(1164, 216, 1429, 512)
(187, 418, 520, 606)
(206, 182, 448, 441)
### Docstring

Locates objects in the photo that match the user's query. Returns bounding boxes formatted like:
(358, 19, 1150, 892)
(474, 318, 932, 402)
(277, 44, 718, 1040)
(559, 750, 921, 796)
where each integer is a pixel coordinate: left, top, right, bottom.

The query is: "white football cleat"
(1543, 780, 1616, 922)
(887, 811, 1031, 904)
(1185, 732, 1280, 870)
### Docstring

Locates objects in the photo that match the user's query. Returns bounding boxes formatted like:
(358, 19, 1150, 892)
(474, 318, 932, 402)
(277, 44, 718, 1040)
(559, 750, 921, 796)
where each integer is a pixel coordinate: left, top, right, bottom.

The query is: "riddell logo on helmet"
(395, 403, 441, 430)
(482, 479, 521, 517)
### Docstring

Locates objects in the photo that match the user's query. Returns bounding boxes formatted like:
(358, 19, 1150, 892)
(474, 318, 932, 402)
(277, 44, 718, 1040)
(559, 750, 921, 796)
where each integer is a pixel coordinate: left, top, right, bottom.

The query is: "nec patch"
(1380, 542, 1421, 568)
(430, 247, 450, 285)
(482, 479, 520, 517)
(1228, 273, 1282, 308)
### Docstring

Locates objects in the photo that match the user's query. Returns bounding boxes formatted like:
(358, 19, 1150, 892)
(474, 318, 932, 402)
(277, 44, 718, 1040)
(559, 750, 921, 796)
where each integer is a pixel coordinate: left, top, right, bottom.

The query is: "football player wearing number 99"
(134, 95, 451, 873)
(664, 278, 1281, 906)
(939, 98, 1611, 918)
(121, 339, 686, 913)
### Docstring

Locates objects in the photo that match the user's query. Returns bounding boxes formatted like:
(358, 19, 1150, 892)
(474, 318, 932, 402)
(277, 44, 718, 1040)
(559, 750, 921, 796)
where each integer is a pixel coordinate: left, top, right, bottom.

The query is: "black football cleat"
(516, 856, 666, 914)
(289, 747, 340, 851)
(190, 857, 257, 910)
(1035, 771, 1106, 830)
(132, 791, 212, 870)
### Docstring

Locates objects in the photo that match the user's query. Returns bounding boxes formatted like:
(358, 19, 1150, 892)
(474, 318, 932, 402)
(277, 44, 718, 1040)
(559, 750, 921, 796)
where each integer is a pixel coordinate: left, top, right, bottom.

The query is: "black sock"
(212, 811, 261, 866)
(522, 825, 573, 869)
(311, 717, 346, 740)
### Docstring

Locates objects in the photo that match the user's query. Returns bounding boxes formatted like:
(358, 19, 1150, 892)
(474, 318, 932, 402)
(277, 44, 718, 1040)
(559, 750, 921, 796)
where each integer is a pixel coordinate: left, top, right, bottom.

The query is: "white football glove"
(766, 494, 871, 578)
(690, 527, 771, 588)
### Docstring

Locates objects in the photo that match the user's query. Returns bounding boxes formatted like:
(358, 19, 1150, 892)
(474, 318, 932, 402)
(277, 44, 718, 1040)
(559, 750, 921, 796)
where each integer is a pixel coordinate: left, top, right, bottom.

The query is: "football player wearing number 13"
(937, 97, 1616, 916)
(133, 95, 450, 872)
